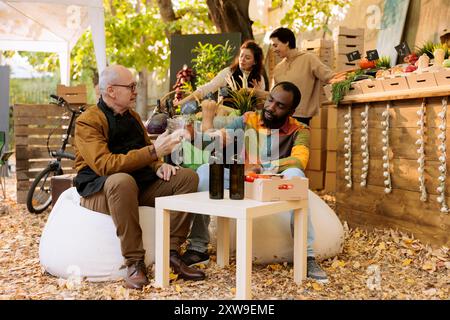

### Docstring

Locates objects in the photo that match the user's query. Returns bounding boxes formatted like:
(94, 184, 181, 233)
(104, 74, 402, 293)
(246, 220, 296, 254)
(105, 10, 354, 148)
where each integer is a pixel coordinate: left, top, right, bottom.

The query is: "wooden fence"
(13, 104, 76, 203)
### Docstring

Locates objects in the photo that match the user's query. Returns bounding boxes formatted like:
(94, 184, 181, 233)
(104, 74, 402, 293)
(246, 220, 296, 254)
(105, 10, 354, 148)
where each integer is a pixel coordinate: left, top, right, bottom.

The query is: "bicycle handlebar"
(51, 150, 76, 160)
(50, 94, 84, 114)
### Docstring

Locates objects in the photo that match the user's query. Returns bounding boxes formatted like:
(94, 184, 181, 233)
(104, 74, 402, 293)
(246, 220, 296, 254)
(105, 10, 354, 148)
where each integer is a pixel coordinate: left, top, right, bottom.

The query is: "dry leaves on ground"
(0, 176, 448, 300)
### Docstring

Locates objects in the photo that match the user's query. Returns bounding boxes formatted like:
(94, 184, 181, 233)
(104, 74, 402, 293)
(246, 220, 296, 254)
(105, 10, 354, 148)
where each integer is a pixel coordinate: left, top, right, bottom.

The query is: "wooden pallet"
(13, 104, 76, 203)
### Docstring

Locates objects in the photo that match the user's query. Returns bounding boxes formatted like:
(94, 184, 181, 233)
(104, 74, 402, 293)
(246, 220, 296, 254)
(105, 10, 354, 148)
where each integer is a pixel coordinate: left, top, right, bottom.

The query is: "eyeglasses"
(111, 82, 137, 92)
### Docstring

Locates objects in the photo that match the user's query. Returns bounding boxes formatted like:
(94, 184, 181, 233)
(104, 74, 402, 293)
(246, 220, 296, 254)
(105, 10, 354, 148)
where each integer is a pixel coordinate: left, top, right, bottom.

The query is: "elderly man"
(73, 65, 205, 290)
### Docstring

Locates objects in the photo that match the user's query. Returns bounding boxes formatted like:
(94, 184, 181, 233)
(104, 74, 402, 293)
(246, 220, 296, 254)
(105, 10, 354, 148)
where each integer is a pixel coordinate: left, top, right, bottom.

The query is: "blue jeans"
(187, 164, 316, 257)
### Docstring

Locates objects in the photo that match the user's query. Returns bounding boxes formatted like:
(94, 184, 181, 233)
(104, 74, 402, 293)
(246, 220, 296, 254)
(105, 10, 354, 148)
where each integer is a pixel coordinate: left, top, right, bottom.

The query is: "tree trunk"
(136, 69, 148, 119)
(206, 0, 254, 41)
(135, 3, 148, 119)
(156, 0, 181, 39)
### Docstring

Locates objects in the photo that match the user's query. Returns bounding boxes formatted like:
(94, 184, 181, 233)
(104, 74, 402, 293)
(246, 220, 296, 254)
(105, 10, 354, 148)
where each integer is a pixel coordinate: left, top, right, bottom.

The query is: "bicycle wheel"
(26, 166, 63, 214)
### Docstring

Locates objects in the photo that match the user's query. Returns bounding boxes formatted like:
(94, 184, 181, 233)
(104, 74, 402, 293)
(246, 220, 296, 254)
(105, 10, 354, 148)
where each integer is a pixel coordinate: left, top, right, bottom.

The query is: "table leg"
(236, 218, 252, 300)
(216, 216, 230, 267)
(293, 205, 308, 283)
(155, 208, 170, 287)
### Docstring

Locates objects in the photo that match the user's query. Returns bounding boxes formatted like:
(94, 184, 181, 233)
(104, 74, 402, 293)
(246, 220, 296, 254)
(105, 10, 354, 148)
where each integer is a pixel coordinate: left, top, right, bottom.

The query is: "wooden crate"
(335, 26, 365, 37)
(14, 104, 77, 203)
(325, 172, 336, 192)
(359, 79, 385, 94)
(336, 98, 450, 247)
(302, 39, 333, 49)
(326, 151, 337, 172)
(307, 149, 326, 171)
(336, 35, 364, 47)
(406, 72, 437, 89)
(310, 107, 328, 129)
(327, 128, 337, 151)
(434, 69, 450, 86)
(56, 85, 87, 105)
(336, 43, 364, 55)
(381, 76, 409, 91)
(310, 128, 326, 150)
(305, 170, 324, 190)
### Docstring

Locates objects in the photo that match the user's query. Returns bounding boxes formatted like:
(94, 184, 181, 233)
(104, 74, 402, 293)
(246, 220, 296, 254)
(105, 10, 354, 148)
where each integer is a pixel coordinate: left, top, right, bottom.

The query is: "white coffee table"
(154, 190, 308, 299)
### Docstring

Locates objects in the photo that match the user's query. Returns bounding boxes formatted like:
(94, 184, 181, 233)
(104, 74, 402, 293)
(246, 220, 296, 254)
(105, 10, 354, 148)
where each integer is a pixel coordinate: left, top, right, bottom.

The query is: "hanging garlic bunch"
(381, 103, 392, 194)
(416, 99, 427, 202)
(344, 105, 352, 188)
(436, 97, 449, 213)
(360, 104, 370, 187)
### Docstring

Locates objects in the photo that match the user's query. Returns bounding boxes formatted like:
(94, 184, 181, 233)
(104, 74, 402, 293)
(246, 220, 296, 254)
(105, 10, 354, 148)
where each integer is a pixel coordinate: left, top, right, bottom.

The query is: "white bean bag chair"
(39, 187, 155, 282)
(227, 190, 344, 263)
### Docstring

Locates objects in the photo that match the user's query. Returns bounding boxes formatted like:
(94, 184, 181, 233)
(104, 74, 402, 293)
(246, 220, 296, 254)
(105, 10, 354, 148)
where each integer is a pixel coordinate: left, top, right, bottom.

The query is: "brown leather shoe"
(125, 260, 149, 289)
(170, 251, 206, 281)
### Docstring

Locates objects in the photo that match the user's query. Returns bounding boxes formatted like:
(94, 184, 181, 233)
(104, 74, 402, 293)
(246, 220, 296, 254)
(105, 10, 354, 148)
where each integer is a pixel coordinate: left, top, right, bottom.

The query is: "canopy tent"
(0, 0, 106, 85)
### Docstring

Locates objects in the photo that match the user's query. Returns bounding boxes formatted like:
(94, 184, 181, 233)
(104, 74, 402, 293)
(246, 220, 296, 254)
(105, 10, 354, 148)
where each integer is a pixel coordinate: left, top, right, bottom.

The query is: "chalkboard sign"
(366, 50, 379, 61)
(395, 42, 411, 59)
(346, 50, 361, 62)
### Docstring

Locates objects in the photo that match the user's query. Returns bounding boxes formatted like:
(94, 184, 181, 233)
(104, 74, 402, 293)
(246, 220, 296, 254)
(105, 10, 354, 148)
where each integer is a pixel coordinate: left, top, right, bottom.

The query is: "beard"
(262, 110, 288, 129)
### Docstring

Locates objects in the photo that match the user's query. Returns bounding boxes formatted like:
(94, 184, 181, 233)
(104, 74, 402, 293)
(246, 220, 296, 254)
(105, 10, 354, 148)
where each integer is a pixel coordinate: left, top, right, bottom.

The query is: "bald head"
(99, 65, 137, 114)
(99, 65, 133, 94)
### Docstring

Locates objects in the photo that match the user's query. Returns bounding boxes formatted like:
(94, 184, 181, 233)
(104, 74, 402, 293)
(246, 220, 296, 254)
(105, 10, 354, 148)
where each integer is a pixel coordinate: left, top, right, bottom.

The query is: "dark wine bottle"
(209, 150, 224, 200)
(229, 136, 245, 200)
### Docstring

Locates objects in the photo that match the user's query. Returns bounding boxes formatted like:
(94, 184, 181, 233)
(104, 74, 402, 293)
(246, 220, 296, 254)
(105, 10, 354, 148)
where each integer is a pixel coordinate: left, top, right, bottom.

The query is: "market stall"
(332, 66, 450, 247)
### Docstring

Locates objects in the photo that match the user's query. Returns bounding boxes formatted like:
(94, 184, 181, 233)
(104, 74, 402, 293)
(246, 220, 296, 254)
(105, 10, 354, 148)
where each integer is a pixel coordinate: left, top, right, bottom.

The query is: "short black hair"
(270, 27, 296, 49)
(272, 81, 301, 110)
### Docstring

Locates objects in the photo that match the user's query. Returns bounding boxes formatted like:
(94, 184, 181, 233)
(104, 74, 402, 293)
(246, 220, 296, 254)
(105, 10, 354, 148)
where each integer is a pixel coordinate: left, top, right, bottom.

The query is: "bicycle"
(26, 95, 85, 214)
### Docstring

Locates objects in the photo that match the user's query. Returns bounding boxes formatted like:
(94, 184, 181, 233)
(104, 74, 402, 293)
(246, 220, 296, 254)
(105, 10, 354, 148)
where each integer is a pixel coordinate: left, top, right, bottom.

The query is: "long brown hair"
(229, 40, 264, 87)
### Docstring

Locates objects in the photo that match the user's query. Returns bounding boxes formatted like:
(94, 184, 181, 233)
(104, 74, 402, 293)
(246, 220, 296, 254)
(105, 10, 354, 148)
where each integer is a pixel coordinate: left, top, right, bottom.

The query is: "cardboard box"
(310, 107, 328, 128)
(326, 151, 337, 172)
(307, 149, 326, 171)
(305, 170, 324, 190)
(434, 69, 450, 86)
(327, 107, 337, 129)
(310, 128, 326, 149)
(406, 72, 438, 89)
(335, 26, 365, 37)
(381, 76, 409, 91)
(325, 172, 337, 192)
(359, 79, 385, 94)
(326, 128, 337, 150)
(244, 176, 308, 202)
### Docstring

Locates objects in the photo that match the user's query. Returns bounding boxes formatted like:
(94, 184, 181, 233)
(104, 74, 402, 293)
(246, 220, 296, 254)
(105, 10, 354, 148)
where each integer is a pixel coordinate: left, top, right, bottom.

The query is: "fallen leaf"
(169, 272, 178, 281)
(267, 264, 283, 271)
(265, 279, 273, 286)
(423, 288, 437, 296)
(402, 259, 412, 266)
(175, 285, 182, 293)
(312, 283, 322, 291)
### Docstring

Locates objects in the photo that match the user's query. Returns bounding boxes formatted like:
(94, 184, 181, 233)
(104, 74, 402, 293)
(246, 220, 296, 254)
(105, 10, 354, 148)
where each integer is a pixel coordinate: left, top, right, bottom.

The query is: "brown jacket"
(273, 49, 334, 118)
(74, 105, 163, 176)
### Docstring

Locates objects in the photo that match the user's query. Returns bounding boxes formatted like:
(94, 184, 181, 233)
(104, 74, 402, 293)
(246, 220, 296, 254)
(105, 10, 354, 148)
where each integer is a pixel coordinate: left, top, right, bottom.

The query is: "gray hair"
(98, 65, 121, 94)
